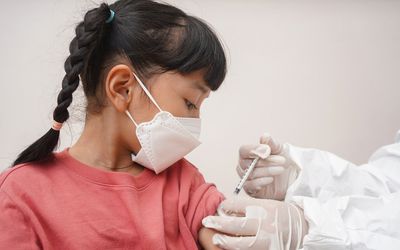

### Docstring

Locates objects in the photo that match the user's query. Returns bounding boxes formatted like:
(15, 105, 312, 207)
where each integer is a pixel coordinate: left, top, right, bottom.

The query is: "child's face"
(103, 64, 211, 155)
(131, 69, 211, 120)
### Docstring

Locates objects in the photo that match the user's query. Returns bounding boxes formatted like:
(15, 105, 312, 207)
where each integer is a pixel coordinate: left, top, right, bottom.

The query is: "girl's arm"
(0, 190, 40, 249)
(199, 227, 223, 250)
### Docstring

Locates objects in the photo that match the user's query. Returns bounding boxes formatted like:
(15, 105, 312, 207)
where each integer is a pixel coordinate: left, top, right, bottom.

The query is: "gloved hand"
(237, 134, 300, 200)
(202, 197, 308, 250)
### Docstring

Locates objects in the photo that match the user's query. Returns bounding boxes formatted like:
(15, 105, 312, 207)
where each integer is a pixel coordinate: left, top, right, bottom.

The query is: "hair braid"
(12, 3, 113, 166)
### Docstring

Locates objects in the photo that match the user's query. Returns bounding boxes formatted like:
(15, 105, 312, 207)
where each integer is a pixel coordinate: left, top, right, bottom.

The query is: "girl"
(0, 0, 226, 249)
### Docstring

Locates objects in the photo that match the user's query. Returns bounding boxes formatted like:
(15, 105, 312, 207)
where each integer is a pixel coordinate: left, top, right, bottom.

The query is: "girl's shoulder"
(170, 158, 202, 179)
(168, 158, 216, 193)
(0, 154, 59, 193)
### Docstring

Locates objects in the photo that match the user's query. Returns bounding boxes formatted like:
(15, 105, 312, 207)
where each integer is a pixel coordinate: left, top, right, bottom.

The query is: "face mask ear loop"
(132, 72, 162, 112)
(125, 110, 138, 127)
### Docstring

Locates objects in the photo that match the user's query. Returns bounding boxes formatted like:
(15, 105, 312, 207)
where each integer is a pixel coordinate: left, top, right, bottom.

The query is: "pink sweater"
(0, 148, 224, 249)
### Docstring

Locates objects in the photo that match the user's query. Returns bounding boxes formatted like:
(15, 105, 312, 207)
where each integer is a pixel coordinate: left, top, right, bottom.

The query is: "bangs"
(162, 16, 227, 91)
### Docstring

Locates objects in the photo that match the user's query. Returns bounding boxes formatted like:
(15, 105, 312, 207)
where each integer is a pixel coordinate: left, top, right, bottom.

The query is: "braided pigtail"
(13, 3, 115, 166)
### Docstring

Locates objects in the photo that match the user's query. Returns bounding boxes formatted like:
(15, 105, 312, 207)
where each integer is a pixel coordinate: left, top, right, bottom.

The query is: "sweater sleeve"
(181, 161, 225, 241)
(0, 190, 40, 249)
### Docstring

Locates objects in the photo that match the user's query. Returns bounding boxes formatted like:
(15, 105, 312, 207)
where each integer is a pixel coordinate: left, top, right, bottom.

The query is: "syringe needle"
(233, 157, 259, 195)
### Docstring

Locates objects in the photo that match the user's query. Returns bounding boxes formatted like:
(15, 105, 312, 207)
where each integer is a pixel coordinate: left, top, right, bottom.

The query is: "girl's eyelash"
(185, 99, 198, 110)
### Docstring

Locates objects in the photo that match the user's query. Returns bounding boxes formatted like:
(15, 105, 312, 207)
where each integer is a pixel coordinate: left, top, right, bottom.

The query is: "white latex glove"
(237, 134, 300, 200)
(202, 197, 308, 250)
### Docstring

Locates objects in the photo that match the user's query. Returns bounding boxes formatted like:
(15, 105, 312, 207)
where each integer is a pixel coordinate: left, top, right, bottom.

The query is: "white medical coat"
(285, 130, 400, 250)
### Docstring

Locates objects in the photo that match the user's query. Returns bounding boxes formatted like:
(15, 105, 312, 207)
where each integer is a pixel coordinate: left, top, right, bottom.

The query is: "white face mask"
(125, 72, 202, 174)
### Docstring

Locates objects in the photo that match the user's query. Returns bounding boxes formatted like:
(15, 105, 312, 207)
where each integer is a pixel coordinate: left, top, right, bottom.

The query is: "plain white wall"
(1, 0, 399, 195)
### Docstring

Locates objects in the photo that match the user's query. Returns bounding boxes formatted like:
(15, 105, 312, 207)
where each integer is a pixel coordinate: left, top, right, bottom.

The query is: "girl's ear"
(105, 64, 136, 113)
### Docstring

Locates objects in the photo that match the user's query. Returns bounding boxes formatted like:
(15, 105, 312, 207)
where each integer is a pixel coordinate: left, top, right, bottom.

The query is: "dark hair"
(12, 0, 226, 167)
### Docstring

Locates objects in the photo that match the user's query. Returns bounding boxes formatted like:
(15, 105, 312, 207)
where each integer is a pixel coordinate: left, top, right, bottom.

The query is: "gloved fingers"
(243, 177, 274, 194)
(202, 215, 259, 236)
(237, 163, 284, 180)
(220, 197, 284, 216)
(218, 198, 250, 215)
(239, 144, 271, 160)
(218, 197, 268, 215)
(212, 234, 269, 250)
(237, 155, 287, 177)
(257, 155, 286, 167)
(237, 159, 252, 174)
(260, 133, 283, 155)
(249, 167, 285, 180)
(238, 155, 286, 171)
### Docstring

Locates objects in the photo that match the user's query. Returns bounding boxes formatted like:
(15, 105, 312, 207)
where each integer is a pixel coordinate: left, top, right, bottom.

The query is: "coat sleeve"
(285, 131, 400, 250)
(0, 189, 40, 249)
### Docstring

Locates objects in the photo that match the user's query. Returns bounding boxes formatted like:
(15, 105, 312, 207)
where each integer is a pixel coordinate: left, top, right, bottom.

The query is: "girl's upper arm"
(0, 190, 40, 249)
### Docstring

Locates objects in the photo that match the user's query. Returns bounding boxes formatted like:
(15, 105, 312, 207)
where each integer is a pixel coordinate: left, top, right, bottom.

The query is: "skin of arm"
(199, 227, 223, 250)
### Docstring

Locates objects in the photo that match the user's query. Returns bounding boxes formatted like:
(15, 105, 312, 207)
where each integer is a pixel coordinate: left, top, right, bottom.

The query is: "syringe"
(233, 157, 259, 195)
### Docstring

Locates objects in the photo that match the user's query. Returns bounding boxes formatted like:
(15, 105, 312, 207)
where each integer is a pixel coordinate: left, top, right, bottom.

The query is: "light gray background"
(0, 0, 399, 195)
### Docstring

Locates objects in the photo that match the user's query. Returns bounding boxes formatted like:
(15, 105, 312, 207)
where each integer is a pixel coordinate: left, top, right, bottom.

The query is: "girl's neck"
(68, 115, 144, 176)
